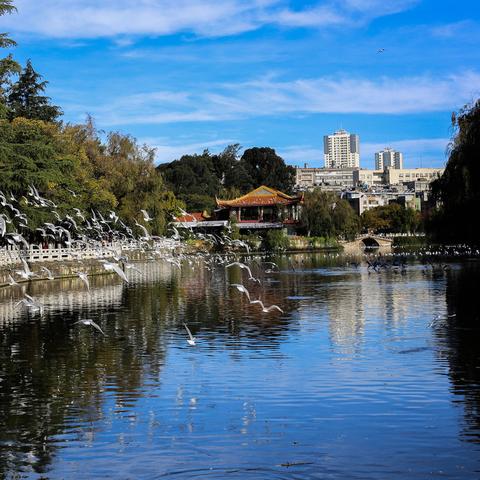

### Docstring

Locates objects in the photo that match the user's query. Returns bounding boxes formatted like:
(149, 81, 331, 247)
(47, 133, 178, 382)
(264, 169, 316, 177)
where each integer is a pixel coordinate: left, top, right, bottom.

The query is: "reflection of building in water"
(325, 268, 447, 349)
(325, 274, 367, 350)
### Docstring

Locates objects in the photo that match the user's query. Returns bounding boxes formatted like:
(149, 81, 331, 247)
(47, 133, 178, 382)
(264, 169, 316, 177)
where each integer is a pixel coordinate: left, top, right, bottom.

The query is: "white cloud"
(5, 0, 418, 39)
(431, 20, 475, 38)
(278, 145, 324, 167)
(86, 70, 480, 126)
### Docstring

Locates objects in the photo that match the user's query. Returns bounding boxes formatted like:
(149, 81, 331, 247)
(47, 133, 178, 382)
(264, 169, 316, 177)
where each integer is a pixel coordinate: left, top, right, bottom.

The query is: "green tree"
(7, 60, 62, 122)
(65, 120, 182, 235)
(158, 150, 221, 211)
(301, 189, 359, 239)
(239, 147, 295, 193)
(429, 100, 480, 244)
(0, 54, 20, 118)
(361, 204, 421, 234)
(0, 116, 182, 237)
(0, 0, 16, 48)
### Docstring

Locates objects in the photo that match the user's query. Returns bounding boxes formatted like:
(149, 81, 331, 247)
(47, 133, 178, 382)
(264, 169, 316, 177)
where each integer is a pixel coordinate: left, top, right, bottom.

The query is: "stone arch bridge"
(341, 235, 393, 251)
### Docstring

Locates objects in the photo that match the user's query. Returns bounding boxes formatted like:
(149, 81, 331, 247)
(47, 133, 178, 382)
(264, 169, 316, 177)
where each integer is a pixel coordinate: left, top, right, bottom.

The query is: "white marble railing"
(0, 241, 145, 266)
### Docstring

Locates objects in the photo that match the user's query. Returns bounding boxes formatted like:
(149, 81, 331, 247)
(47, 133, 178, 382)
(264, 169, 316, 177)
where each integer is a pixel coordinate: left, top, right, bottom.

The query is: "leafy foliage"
(7, 60, 62, 122)
(361, 203, 421, 234)
(0, 0, 16, 48)
(429, 100, 480, 244)
(240, 147, 295, 194)
(263, 229, 290, 251)
(0, 117, 182, 235)
(301, 189, 359, 240)
(158, 145, 295, 211)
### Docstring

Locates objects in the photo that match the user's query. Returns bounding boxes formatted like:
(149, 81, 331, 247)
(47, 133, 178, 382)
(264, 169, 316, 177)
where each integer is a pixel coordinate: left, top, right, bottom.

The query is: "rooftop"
(216, 185, 303, 208)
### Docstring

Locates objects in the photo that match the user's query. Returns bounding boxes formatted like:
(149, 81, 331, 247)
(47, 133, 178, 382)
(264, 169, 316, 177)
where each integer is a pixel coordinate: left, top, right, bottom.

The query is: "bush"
(392, 236, 427, 247)
(239, 234, 262, 251)
(309, 236, 339, 248)
(263, 229, 290, 251)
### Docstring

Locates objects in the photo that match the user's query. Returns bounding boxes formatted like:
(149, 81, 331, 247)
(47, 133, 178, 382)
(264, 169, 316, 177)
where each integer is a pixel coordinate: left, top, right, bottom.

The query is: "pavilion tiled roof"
(175, 212, 208, 222)
(216, 186, 303, 208)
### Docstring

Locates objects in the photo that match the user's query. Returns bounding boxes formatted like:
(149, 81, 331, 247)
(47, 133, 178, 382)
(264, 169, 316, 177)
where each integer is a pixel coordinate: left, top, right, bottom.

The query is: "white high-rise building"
(375, 147, 403, 170)
(323, 129, 360, 168)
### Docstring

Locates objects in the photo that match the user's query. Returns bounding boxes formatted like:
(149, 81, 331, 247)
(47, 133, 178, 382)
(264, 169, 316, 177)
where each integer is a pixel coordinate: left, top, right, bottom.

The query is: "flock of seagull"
(1, 184, 285, 345)
(2, 184, 478, 344)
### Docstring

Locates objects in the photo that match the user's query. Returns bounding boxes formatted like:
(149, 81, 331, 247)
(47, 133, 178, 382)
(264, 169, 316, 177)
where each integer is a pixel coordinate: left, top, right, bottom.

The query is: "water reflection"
(436, 261, 480, 442)
(0, 255, 479, 478)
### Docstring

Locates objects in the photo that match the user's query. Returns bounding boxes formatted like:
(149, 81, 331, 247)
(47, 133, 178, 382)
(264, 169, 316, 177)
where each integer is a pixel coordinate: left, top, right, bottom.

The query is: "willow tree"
(429, 100, 480, 244)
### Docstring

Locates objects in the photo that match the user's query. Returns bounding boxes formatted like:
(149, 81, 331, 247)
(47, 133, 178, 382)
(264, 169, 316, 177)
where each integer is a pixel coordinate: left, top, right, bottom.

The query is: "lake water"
(1, 253, 480, 479)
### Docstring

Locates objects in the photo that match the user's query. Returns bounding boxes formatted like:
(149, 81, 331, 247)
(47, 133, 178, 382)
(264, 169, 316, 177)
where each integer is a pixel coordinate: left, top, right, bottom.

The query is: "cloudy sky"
(3, 0, 480, 168)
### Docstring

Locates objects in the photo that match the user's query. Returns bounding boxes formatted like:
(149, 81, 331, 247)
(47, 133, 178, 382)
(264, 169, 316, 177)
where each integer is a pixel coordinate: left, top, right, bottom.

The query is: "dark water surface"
(1, 254, 480, 479)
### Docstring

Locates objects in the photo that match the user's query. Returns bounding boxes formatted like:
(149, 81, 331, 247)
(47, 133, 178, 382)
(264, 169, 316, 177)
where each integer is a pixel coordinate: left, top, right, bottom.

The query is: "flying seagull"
(74, 319, 106, 335)
(226, 261, 260, 283)
(183, 323, 196, 346)
(141, 209, 153, 222)
(76, 271, 90, 290)
(102, 261, 129, 283)
(249, 299, 284, 313)
(230, 283, 251, 302)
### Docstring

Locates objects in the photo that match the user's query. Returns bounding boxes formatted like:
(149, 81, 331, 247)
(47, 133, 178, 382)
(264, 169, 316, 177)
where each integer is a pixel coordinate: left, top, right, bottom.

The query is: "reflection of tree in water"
(0, 276, 176, 477)
(437, 262, 480, 441)
(0, 254, 366, 476)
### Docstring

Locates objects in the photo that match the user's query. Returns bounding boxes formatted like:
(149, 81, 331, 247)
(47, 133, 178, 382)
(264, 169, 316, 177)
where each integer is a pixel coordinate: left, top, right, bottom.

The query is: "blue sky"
(2, 0, 480, 169)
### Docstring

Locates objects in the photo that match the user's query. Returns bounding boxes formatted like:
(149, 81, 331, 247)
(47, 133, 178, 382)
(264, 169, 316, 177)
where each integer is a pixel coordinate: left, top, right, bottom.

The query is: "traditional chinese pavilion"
(215, 185, 303, 233)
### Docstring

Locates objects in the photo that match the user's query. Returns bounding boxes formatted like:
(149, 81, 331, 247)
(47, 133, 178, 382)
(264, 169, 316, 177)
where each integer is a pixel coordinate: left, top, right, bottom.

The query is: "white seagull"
(102, 261, 129, 283)
(76, 271, 90, 290)
(141, 209, 153, 222)
(74, 319, 106, 335)
(230, 283, 251, 302)
(183, 323, 196, 346)
(226, 262, 260, 283)
(249, 299, 284, 313)
(40, 266, 55, 280)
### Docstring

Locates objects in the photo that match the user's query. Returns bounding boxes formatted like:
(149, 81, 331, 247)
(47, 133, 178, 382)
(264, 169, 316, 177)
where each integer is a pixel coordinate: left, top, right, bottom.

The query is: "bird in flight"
(101, 261, 129, 283)
(230, 283, 251, 302)
(76, 271, 90, 290)
(377, 48, 385, 54)
(249, 299, 284, 313)
(226, 262, 260, 283)
(183, 323, 196, 346)
(74, 319, 106, 335)
(141, 210, 153, 222)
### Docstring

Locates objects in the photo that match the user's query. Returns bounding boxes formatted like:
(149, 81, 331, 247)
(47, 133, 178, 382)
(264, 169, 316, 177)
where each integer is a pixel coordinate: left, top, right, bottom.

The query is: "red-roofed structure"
(216, 186, 303, 232)
(174, 212, 208, 223)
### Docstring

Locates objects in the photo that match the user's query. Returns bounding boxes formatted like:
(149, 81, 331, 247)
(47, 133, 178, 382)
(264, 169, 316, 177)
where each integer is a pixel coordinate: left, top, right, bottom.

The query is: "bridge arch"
(361, 237, 381, 248)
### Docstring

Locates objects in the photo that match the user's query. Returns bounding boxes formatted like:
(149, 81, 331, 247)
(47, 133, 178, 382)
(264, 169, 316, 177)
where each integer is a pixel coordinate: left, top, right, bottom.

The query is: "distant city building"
(352, 167, 443, 189)
(324, 129, 360, 168)
(295, 166, 356, 191)
(383, 167, 443, 186)
(294, 166, 444, 192)
(375, 147, 403, 170)
(342, 191, 419, 216)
